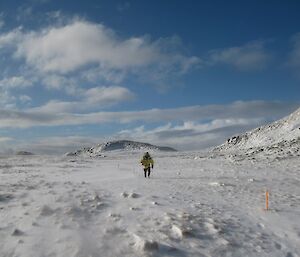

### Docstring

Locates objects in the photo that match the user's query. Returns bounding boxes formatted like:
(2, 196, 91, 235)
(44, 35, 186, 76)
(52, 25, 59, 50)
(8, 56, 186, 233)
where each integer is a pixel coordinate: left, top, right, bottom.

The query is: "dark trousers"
(144, 167, 151, 177)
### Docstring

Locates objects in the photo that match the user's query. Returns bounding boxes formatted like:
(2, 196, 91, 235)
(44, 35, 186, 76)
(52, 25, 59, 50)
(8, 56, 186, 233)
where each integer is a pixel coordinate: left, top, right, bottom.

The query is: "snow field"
(0, 152, 299, 257)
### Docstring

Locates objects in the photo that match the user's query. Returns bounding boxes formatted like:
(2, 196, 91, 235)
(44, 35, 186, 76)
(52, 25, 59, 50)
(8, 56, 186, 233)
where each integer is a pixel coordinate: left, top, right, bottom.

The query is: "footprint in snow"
(121, 192, 140, 198)
(12, 228, 25, 236)
(0, 194, 14, 202)
(130, 207, 140, 211)
(104, 226, 127, 235)
(108, 213, 122, 221)
(129, 192, 140, 198)
(121, 192, 129, 198)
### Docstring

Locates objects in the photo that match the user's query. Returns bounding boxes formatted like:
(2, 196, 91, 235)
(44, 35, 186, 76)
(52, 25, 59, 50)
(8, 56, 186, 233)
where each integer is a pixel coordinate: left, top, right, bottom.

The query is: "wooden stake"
(265, 190, 269, 211)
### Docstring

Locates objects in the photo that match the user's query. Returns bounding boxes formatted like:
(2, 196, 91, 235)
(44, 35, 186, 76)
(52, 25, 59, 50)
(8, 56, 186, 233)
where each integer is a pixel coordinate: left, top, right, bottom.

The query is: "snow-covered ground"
(1, 151, 299, 257)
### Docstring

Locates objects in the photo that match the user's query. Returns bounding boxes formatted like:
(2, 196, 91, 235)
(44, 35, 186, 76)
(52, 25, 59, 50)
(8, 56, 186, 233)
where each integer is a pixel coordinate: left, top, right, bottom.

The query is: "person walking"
(140, 152, 154, 178)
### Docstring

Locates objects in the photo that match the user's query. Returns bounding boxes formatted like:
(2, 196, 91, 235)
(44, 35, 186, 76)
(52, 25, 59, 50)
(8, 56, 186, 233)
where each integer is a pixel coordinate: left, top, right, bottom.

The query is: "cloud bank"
(0, 100, 297, 129)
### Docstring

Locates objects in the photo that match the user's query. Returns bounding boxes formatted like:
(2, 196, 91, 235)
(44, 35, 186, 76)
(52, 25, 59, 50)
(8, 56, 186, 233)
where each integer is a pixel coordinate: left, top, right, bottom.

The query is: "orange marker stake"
(265, 190, 269, 211)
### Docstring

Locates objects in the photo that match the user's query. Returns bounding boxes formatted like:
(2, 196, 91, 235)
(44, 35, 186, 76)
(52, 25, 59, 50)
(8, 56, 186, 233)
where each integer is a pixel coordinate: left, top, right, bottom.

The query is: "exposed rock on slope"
(213, 107, 300, 160)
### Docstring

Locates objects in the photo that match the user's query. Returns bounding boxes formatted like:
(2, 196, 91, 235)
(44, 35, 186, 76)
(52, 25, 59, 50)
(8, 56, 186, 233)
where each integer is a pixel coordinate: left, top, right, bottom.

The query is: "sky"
(0, 0, 299, 154)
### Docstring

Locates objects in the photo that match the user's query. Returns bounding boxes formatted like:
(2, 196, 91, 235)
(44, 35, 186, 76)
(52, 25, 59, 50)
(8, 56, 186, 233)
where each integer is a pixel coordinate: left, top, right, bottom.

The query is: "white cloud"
(41, 74, 79, 95)
(208, 41, 271, 71)
(42, 74, 69, 90)
(83, 86, 134, 105)
(81, 67, 127, 84)
(0, 27, 23, 48)
(9, 20, 198, 75)
(0, 136, 13, 142)
(0, 76, 33, 89)
(29, 86, 135, 113)
(0, 76, 34, 108)
(0, 19, 275, 99)
(19, 95, 32, 103)
(0, 90, 16, 108)
(0, 20, 199, 92)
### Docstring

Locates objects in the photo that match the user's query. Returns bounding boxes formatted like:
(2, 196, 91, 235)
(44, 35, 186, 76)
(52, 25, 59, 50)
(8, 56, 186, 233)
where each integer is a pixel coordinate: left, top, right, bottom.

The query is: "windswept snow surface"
(0, 152, 300, 257)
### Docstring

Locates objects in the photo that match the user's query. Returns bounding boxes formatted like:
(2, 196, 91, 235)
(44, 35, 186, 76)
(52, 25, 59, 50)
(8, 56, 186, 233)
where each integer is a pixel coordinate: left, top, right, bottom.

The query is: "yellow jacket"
(140, 157, 154, 168)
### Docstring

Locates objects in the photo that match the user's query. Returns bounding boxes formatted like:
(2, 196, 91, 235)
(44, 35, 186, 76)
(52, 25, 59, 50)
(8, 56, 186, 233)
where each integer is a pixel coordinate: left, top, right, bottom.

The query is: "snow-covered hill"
(213, 107, 300, 160)
(66, 140, 177, 157)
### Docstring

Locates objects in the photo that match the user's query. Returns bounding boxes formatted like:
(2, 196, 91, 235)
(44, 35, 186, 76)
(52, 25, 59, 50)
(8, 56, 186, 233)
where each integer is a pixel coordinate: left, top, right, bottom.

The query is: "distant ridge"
(65, 140, 177, 157)
(15, 151, 34, 156)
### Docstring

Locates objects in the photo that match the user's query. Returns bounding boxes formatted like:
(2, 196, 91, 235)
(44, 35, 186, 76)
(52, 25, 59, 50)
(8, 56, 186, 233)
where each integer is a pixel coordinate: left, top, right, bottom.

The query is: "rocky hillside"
(213, 107, 300, 160)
